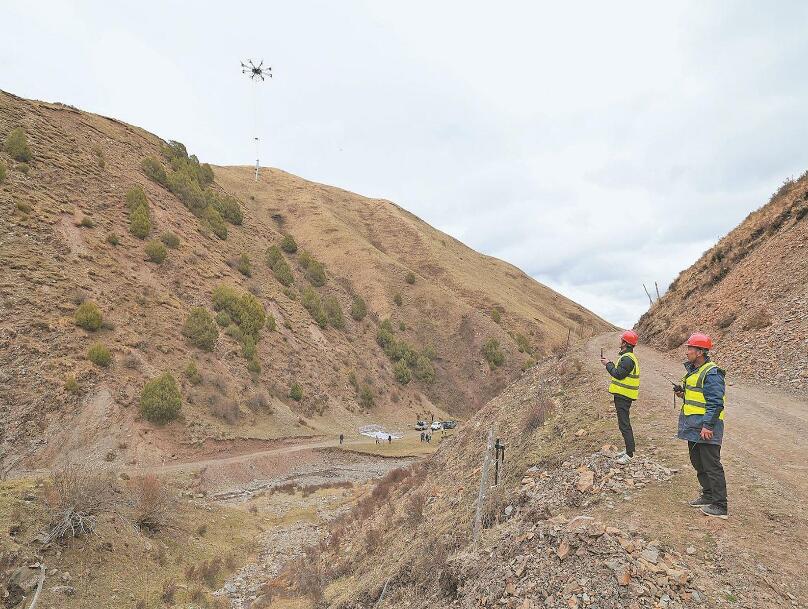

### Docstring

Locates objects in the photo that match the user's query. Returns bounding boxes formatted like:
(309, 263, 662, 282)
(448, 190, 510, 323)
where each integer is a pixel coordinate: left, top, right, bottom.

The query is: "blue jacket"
(677, 359, 725, 445)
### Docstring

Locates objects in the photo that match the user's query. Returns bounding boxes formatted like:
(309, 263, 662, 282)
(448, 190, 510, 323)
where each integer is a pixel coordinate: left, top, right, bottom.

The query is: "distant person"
(375, 437, 380, 445)
(420, 432, 425, 442)
(388, 435, 392, 444)
(601, 330, 641, 465)
(426, 434, 431, 443)
(339, 433, 344, 445)
(674, 333, 728, 519)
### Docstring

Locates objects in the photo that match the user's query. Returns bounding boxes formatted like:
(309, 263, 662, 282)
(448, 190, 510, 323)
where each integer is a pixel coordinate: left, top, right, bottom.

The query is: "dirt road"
(586, 333, 808, 606)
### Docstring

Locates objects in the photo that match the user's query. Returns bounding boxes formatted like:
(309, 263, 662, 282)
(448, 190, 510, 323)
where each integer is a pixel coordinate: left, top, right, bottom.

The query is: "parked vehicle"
(430, 421, 443, 431)
(415, 421, 428, 431)
(442, 420, 457, 430)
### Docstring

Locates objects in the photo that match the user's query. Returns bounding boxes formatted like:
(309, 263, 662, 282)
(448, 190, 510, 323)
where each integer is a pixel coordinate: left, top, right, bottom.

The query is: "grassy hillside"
(0, 90, 612, 472)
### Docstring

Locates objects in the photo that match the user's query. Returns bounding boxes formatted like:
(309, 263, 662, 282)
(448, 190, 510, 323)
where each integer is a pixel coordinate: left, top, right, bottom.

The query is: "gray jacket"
(677, 359, 725, 445)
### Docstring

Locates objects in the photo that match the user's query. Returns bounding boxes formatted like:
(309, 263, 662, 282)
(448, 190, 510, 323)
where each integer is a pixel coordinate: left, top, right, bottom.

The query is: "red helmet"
(686, 332, 713, 350)
(620, 330, 638, 346)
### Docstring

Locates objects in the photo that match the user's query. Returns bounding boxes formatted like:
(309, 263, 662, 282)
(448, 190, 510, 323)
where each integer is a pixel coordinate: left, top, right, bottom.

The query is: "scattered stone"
(556, 539, 570, 561)
(50, 585, 76, 596)
(576, 470, 594, 493)
(641, 547, 660, 564)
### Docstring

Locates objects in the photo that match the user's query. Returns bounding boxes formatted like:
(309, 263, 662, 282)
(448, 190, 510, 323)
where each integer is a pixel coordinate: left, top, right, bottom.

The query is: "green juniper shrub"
(212, 285, 241, 318)
(236, 254, 252, 277)
(87, 343, 112, 367)
(4, 128, 32, 162)
(393, 293, 403, 307)
(491, 309, 502, 324)
(225, 323, 245, 343)
(141, 156, 168, 186)
(215, 310, 231, 327)
(301, 287, 328, 328)
(237, 293, 265, 338)
(380, 319, 395, 333)
(126, 186, 148, 212)
(129, 205, 151, 239)
(350, 295, 367, 321)
(305, 261, 326, 287)
(482, 338, 505, 368)
(394, 359, 412, 384)
(348, 371, 358, 389)
(184, 361, 203, 385)
(106, 233, 120, 246)
(161, 231, 180, 248)
(323, 295, 345, 329)
(266, 245, 282, 267)
(140, 372, 182, 424)
(265, 314, 276, 332)
(280, 235, 298, 253)
(413, 354, 436, 383)
(298, 251, 313, 269)
(208, 192, 242, 225)
(182, 307, 219, 351)
(266, 246, 294, 286)
(422, 344, 437, 361)
(399, 321, 406, 331)
(359, 385, 374, 409)
(75, 301, 103, 331)
(241, 335, 256, 359)
(405, 272, 416, 285)
(289, 382, 303, 401)
(145, 240, 167, 264)
(513, 332, 532, 354)
(205, 206, 228, 240)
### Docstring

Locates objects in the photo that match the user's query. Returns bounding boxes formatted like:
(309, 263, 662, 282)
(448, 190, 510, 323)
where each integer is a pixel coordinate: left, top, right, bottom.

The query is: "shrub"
(491, 309, 501, 324)
(242, 335, 256, 359)
(267, 246, 294, 286)
(246, 391, 271, 412)
(140, 373, 182, 424)
(359, 385, 374, 409)
(323, 295, 345, 329)
(87, 343, 112, 367)
(4, 127, 32, 162)
(482, 339, 505, 368)
(208, 192, 242, 225)
(182, 307, 219, 351)
(350, 295, 367, 321)
(523, 395, 554, 433)
(126, 474, 176, 532)
(225, 323, 245, 343)
(302, 287, 327, 328)
(78, 216, 95, 228)
(280, 235, 298, 253)
(204, 206, 228, 240)
(413, 354, 436, 383)
(141, 156, 168, 186)
(15, 162, 29, 174)
(405, 271, 416, 284)
(16, 201, 31, 214)
(393, 293, 403, 306)
(215, 310, 231, 327)
(306, 261, 326, 287)
(42, 464, 116, 543)
(64, 375, 79, 394)
(266, 245, 283, 267)
(145, 240, 167, 263)
(126, 186, 148, 212)
(236, 254, 251, 277)
(513, 332, 532, 354)
(160, 231, 180, 248)
(212, 285, 241, 317)
(399, 321, 406, 331)
(167, 170, 207, 215)
(266, 314, 276, 332)
(106, 233, 120, 246)
(75, 301, 103, 331)
(394, 359, 412, 384)
(184, 361, 202, 385)
(238, 293, 266, 338)
(289, 382, 303, 401)
(0, 160, 6, 184)
(129, 205, 151, 239)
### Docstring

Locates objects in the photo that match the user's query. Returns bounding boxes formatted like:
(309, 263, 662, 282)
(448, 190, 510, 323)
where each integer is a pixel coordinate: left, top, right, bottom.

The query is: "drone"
(241, 59, 272, 81)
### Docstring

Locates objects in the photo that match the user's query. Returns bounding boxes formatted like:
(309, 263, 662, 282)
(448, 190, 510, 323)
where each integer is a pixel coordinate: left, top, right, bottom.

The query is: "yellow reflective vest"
(608, 352, 640, 400)
(681, 361, 726, 419)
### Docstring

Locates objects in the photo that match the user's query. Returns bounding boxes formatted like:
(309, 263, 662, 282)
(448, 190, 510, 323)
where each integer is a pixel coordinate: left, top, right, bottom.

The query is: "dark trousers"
(688, 441, 727, 509)
(613, 395, 635, 456)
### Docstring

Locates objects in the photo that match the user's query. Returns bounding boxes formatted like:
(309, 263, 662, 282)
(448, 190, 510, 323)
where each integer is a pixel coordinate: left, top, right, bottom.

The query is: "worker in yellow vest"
(674, 332, 728, 519)
(601, 330, 640, 465)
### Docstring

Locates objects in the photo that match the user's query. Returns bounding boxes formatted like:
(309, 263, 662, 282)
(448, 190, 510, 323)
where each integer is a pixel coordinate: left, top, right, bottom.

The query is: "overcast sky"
(4, 2, 808, 327)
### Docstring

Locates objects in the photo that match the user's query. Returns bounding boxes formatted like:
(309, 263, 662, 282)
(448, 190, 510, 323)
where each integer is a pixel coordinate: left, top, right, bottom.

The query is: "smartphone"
(600, 348, 603, 358)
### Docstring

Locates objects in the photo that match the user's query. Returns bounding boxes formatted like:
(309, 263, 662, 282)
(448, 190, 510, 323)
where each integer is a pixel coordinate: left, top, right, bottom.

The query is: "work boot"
(615, 454, 632, 465)
(700, 504, 728, 520)
(688, 495, 712, 508)
(615, 450, 627, 457)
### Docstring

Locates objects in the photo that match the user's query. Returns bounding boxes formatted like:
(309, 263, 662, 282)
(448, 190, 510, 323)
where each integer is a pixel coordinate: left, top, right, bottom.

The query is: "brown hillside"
(0, 90, 611, 472)
(636, 176, 807, 392)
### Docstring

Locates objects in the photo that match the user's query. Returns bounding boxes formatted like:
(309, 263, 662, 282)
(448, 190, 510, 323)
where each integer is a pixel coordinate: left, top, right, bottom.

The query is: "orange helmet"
(686, 332, 713, 350)
(621, 330, 639, 346)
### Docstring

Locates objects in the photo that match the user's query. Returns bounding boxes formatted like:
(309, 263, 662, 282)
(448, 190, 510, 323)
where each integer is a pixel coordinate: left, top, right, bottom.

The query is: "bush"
(513, 332, 532, 354)
(126, 186, 148, 212)
(413, 354, 436, 383)
(42, 464, 116, 543)
(281, 235, 298, 253)
(523, 396, 554, 433)
(15, 162, 29, 174)
(182, 307, 219, 351)
(405, 271, 416, 284)
(129, 205, 151, 239)
(236, 254, 252, 277)
(141, 156, 168, 186)
(323, 295, 345, 329)
(160, 231, 180, 248)
(266, 246, 294, 286)
(78, 216, 95, 228)
(145, 240, 167, 263)
(289, 382, 303, 401)
(140, 373, 182, 424)
(350, 295, 367, 321)
(126, 474, 176, 533)
(205, 206, 228, 239)
(4, 128, 32, 162)
(238, 293, 265, 338)
(394, 359, 412, 384)
(393, 293, 403, 306)
(167, 169, 206, 215)
(482, 339, 505, 368)
(359, 385, 374, 409)
(491, 309, 501, 324)
(64, 375, 79, 394)
(399, 321, 406, 331)
(306, 261, 326, 287)
(225, 323, 244, 343)
(0, 160, 6, 184)
(212, 285, 241, 317)
(242, 335, 256, 359)
(216, 310, 231, 327)
(208, 192, 242, 225)
(246, 391, 271, 412)
(106, 233, 119, 246)
(75, 301, 103, 331)
(184, 361, 202, 385)
(302, 287, 328, 328)
(87, 343, 112, 367)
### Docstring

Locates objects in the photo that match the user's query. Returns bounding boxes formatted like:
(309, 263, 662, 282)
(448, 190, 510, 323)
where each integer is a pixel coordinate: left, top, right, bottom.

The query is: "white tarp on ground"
(359, 425, 403, 440)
